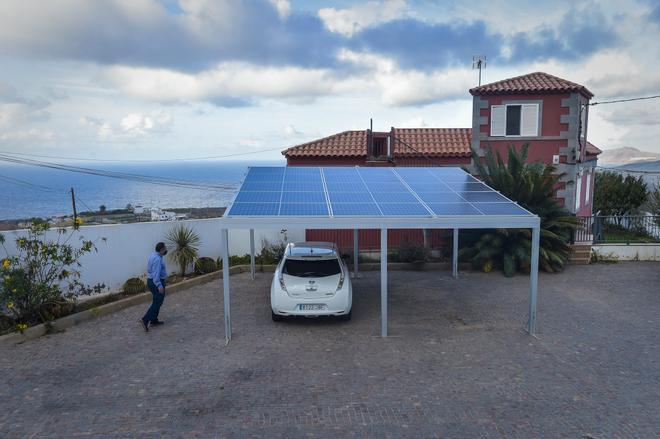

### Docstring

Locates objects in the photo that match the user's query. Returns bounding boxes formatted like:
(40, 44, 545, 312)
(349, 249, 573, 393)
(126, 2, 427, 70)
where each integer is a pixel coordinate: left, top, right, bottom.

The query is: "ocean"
(0, 159, 284, 220)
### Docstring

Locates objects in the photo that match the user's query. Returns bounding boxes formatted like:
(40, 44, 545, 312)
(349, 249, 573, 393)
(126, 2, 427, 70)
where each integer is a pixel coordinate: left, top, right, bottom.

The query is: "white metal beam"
(249, 229, 255, 280)
(452, 228, 459, 279)
(528, 225, 540, 335)
(381, 228, 388, 337)
(221, 228, 231, 343)
(353, 228, 359, 278)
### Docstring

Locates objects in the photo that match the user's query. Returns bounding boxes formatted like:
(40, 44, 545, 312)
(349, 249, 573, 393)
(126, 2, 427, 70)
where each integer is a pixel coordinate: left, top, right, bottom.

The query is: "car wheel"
(272, 311, 284, 322)
(339, 311, 352, 321)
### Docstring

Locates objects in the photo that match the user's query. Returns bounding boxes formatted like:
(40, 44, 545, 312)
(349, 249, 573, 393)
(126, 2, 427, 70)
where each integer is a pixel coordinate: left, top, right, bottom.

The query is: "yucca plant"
(166, 225, 201, 276)
(460, 144, 580, 276)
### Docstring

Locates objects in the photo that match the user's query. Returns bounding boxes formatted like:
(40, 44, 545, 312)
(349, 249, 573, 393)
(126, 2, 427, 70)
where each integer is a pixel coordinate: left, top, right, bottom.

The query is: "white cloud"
(284, 124, 302, 137)
(120, 111, 172, 135)
(0, 128, 55, 142)
(104, 63, 342, 104)
(79, 116, 114, 139)
(318, 0, 407, 37)
(268, 0, 290, 18)
(398, 117, 428, 128)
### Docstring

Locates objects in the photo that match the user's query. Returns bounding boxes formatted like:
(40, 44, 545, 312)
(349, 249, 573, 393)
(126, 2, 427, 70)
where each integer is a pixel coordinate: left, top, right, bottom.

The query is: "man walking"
(139, 242, 168, 331)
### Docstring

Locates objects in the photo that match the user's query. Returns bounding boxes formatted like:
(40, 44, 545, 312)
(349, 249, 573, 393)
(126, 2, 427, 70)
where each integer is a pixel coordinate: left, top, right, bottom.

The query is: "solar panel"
(225, 166, 534, 218)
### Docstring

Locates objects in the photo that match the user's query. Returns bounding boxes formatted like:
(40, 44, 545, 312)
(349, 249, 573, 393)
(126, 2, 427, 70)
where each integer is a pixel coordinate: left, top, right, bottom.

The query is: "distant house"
(282, 71, 601, 250)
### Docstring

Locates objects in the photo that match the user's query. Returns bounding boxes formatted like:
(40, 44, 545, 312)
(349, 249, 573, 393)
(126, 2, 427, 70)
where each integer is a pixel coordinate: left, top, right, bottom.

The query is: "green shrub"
(166, 225, 201, 276)
(396, 240, 429, 263)
(195, 257, 218, 274)
(123, 277, 146, 294)
(0, 220, 103, 327)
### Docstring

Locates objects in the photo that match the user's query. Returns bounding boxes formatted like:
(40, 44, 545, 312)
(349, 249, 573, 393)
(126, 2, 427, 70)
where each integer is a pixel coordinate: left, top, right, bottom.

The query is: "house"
(282, 72, 601, 251)
(469, 71, 600, 216)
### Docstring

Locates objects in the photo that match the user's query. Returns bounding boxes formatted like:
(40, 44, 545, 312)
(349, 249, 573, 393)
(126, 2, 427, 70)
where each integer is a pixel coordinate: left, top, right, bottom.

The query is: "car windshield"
(283, 258, 341, 277)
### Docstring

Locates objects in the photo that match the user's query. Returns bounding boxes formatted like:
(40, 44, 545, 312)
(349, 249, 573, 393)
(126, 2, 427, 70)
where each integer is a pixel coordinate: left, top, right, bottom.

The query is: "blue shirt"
(147, 251, 167, 288)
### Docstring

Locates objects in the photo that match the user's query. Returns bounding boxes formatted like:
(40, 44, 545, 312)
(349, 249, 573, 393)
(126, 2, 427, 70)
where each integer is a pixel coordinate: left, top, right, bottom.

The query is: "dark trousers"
(143, 278, 166, 323)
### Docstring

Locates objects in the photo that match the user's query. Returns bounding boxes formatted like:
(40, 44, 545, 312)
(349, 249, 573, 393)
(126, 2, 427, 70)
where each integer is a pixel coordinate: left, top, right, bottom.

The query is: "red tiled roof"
(586, 141, 602, 155)
(392, 128, 472, 157)
(283, 130, 367, 158)
(469, 72, 594, 98)
(282, 128, 472, 158)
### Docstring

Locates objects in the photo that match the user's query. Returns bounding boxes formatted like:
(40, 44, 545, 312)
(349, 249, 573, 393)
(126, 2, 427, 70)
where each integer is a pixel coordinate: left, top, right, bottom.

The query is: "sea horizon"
(0, 159, 284, 220)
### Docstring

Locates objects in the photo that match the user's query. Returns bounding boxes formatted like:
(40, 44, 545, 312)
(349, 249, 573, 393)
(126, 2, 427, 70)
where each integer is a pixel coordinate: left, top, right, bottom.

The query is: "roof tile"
(469, 72, 593, 98)
(283, 128, 472, 159)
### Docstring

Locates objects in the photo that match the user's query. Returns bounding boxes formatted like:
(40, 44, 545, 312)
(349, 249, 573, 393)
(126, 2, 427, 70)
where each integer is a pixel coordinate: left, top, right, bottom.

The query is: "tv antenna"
(472, 55, 486, 86)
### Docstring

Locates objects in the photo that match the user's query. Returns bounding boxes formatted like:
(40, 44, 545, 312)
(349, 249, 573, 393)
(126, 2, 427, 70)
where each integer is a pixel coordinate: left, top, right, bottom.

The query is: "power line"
(589, 94, 660, 106)
(0, 146, 285, 163)
(0, 153, 238, 191)
(0, 173, 63, 193)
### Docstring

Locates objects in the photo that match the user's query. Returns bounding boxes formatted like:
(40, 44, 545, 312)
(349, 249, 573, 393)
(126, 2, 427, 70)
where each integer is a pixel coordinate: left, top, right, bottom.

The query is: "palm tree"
(166, 225, 201, 276)
(461, 144, 580, 276)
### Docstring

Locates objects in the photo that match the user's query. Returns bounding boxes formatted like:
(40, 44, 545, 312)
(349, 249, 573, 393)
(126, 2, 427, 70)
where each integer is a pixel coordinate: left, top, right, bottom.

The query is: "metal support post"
(528, 226, 540, 335)
(221, 228, 231, 343)
(452, 228, 459, 279)
(380, 228, 388, 337)
(249, 229, 255, 280)
(353, 228, 359, 278)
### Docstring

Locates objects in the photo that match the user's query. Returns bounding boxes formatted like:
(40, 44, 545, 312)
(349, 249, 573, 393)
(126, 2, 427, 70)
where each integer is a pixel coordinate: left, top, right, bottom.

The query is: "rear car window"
(283, 258, 341, 277)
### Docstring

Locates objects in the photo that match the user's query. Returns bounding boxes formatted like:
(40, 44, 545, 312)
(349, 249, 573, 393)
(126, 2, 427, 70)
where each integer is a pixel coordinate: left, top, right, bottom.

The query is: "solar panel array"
(226, 167, 533, 217)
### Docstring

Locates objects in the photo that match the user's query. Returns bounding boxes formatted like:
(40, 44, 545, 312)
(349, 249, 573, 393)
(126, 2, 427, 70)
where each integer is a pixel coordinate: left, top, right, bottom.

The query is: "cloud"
(507, 9, 620, 63)
(0, 0, 343, 71)
(318, 0, 407, 37)
(268, 0, 291, 19)
(120, 111, 173, 135)
(103, 63, 344, 105)
(79, 116, 114, 139)
(601, 104, 660, 126)
(0, 128, 55, 142)
(284, 124, 302, 137)
(398, 117, 428, 128)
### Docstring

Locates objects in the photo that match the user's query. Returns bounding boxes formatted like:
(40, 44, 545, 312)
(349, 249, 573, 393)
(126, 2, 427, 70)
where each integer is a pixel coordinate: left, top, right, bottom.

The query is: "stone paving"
(1, 262, 658, 438)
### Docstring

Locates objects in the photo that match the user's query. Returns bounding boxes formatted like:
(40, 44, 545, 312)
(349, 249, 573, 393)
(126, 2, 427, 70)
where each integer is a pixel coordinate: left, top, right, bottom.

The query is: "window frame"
(490, 103, 540, 138)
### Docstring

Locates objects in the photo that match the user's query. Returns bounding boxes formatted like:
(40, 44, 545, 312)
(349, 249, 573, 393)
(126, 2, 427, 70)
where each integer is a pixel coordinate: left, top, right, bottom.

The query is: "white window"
(580, 105, 587, 139)
(490, 104, 539, 137)
(585, 171, 591, 203)
(575, 173, 582, 211)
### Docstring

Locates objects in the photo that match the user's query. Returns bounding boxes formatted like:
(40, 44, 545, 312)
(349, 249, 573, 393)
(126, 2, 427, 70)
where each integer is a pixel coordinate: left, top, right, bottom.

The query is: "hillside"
(598, 146, 660, 166)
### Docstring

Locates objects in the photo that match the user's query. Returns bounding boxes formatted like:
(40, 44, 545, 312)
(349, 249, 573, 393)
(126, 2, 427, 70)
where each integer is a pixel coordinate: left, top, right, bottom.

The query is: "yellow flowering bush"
(0, 220, 105, 330)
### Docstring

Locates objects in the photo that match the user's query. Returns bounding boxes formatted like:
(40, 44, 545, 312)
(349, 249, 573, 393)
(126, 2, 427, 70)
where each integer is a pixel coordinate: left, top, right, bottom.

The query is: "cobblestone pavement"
(1, 262, 658, 438)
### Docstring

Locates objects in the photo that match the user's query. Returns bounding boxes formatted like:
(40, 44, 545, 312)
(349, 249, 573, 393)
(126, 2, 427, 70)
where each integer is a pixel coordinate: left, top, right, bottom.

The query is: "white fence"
(0, 219, 305, 292)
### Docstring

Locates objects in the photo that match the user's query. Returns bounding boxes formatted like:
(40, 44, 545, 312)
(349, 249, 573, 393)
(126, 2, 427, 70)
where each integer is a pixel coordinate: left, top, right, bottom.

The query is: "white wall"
(0, 219, 305, 292)
(592, 244, 660, 261)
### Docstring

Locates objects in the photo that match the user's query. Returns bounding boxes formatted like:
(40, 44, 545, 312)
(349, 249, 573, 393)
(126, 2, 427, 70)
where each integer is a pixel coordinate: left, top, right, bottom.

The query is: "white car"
(271, 242, 352, 321)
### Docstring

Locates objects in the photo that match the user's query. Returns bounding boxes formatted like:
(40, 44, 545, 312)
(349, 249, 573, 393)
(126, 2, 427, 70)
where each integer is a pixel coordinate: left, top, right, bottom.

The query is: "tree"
(99, 205, 107, 213)
(460, 144, 580, 276)
(593, 171, 647, 216)
(166, 225, 201, 276)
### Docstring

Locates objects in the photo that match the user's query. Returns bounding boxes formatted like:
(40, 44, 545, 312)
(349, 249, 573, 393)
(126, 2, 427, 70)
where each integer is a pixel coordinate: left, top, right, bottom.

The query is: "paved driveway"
(1, 262, 658, 438)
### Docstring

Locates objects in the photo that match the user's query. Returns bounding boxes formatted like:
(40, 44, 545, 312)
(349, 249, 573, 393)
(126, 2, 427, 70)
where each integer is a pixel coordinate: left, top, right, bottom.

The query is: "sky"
(0, 0, 659, 162)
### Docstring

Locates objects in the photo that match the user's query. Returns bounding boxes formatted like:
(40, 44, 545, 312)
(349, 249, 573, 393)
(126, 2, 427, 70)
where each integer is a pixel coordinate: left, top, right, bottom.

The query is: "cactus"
(195, 257, 217, 274)
(123, 277, 146, 295)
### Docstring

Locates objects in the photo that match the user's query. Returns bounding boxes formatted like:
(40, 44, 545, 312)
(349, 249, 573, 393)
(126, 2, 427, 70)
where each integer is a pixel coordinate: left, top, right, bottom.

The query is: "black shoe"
(150, 320, 164, 326)
(139, 319, 149, 332)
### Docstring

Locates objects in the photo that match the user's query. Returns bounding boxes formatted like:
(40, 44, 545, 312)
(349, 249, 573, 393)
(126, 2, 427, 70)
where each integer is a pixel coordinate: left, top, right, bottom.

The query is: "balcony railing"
(573, 215, 660, 244)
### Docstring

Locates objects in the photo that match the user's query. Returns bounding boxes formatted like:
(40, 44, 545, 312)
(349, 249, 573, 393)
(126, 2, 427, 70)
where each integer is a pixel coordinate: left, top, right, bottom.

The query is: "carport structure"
(218, 166, 540, 342)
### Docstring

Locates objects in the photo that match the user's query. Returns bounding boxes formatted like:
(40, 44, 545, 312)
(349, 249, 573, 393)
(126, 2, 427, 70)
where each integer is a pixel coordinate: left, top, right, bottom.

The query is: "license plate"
(299, 304, 326, 311)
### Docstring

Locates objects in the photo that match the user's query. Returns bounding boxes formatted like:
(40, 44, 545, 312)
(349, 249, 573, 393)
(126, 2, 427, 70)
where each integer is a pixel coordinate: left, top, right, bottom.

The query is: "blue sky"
(1, 0, 659, 161)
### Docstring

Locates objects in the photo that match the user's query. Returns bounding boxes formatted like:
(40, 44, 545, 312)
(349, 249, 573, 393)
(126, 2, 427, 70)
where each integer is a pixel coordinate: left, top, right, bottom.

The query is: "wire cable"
(0, 146, 285, 163)
(0, 173, 63, 193)
(589, 94, 660, 106)
(0, 153, 239, 192)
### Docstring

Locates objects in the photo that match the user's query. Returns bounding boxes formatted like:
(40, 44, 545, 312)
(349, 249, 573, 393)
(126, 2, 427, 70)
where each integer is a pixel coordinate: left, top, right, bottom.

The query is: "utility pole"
(70, 187, 77, 224)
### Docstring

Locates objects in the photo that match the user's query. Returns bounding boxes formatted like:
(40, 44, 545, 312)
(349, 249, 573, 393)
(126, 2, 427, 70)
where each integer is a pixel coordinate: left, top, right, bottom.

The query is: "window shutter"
(490, 105, 505, 136)
(585, 171, 591, 203)
(520, 104, 539, 136)
(575, 174, 582, 211)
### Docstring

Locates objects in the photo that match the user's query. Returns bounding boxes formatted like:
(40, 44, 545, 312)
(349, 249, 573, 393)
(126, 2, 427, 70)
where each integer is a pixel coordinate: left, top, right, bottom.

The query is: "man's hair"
(155, 242, 166, 252)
